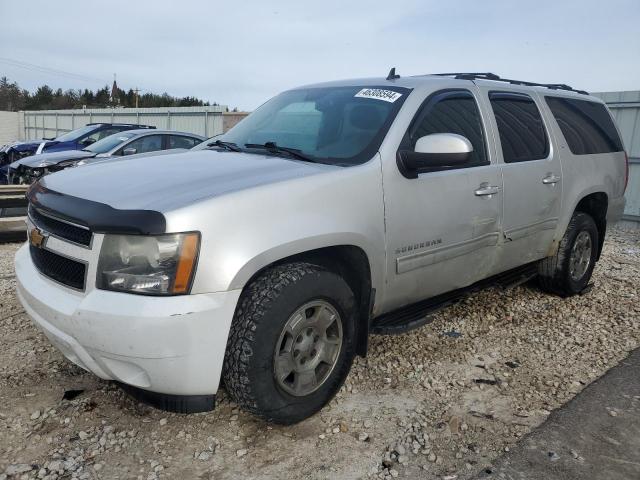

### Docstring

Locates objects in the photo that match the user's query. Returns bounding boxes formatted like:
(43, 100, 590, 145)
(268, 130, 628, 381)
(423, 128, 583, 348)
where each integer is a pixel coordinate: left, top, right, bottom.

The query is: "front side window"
(84, 132, 137, 154)
(219, 85, 411, 165)
(489, 92, 549, 163)
(401, 89, 488, 167)
(84, 127, 122, 143)
(545, 97, 623, 155)
(54, 125, 99, 142)
(119, 135, 163, 155)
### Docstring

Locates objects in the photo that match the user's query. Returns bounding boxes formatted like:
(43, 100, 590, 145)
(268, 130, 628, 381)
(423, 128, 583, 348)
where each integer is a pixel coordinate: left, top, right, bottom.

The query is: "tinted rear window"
(489, 92, 549, 163)
(545, 97, 623, 155)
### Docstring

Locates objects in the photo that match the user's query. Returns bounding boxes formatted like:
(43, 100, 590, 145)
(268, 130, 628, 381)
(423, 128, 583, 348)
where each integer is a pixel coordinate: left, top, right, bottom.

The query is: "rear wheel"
(538, 212, 599, 296)
(223, 262, 356, 424)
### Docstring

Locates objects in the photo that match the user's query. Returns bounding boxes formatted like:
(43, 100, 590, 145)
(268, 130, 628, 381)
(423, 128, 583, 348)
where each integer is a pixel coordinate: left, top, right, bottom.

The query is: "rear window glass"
(489, 92, 549, 163)
(545, 97, 623, 155)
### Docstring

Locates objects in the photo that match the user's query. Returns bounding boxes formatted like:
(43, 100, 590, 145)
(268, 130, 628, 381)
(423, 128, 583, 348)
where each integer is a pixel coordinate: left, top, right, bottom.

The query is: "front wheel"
(538, 212, 599, 296)
(223, 262, 356, 424)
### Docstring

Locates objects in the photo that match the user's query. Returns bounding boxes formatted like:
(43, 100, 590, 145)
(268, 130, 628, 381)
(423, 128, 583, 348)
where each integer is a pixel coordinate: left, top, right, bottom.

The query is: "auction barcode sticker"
(354, 88, 402, 103)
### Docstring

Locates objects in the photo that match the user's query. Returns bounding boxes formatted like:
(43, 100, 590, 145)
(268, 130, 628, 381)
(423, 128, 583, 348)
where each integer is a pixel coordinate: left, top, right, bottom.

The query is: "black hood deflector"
(27, 183, 166, 235)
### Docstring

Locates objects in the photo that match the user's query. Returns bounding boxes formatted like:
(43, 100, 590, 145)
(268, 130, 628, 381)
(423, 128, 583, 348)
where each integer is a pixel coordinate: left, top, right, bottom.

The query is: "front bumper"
(15, 244, 241, 401)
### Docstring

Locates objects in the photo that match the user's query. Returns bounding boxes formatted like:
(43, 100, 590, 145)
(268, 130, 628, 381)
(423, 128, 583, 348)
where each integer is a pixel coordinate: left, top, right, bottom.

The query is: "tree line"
(0, 76, 217, 111)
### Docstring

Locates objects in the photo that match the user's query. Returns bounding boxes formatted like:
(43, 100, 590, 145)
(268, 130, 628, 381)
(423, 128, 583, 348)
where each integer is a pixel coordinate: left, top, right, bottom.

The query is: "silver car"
(8, 129, 204, 184)
(15, 71, 627, 424)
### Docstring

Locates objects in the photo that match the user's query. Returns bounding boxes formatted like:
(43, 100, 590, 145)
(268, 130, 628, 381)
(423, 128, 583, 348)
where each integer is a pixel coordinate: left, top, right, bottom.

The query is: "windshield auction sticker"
(355, 88, 403, 103)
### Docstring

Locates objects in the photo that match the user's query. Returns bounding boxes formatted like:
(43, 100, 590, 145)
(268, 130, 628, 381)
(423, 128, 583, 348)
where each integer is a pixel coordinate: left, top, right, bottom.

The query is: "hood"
(7, 139, 53, 152)
(11, 150, 96, 169)
(40, 150, 337, 212)
(77, 148, 188, 167)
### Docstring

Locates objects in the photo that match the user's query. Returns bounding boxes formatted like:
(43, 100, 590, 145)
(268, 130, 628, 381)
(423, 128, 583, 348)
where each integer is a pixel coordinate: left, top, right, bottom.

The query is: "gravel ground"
(0, 228, 639, 480)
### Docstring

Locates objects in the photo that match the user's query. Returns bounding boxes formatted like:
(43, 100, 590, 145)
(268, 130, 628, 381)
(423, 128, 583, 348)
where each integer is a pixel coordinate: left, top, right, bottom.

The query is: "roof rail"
(433, 72, 588, 95)
(85, 122, 155, 128)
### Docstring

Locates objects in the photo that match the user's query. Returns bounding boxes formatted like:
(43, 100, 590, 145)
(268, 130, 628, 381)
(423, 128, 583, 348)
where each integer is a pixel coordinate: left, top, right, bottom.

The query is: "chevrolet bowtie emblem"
(29, 226, 47, 248)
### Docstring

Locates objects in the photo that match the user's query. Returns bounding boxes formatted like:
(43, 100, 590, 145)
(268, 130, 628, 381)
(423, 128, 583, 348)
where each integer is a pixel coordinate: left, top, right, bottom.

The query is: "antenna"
(386, 67, 400, 80)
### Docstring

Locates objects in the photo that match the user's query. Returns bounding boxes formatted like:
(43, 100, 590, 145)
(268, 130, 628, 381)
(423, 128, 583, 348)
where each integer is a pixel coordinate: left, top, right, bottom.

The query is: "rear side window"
(489, 92, 549, 163)
(545, 97, 623, 155)
(168, 135, 199, 149)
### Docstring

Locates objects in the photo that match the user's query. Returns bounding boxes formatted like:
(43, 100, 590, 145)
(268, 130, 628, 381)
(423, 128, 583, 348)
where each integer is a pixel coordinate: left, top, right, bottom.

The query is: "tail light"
(623, 151, 629, 194)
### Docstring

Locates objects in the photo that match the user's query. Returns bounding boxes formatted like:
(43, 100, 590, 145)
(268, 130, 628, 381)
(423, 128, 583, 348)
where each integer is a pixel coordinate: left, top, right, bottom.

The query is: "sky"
(1, 0, 639, 110)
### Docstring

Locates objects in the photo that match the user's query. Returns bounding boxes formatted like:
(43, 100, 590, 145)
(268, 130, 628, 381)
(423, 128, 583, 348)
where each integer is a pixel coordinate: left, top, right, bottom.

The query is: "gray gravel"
(0, 227, 639, 480)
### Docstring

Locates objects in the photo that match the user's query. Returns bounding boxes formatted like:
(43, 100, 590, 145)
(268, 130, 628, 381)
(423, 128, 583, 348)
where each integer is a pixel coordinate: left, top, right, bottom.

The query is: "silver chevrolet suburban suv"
(15, 71, 628, 424)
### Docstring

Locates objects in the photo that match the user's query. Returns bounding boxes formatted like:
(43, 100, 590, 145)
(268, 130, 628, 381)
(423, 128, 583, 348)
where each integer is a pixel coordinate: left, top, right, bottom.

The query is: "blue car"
(0, 123, 155, 183)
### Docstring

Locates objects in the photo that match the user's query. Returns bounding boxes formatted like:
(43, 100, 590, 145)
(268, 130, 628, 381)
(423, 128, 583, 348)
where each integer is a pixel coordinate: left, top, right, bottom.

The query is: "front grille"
(30, 245, 86, 290)
(29, 206, 92, 246)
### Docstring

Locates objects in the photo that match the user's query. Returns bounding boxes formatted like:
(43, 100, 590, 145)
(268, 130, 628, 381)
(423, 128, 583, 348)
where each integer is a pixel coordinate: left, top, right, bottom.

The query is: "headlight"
(97, 232, 200, 295)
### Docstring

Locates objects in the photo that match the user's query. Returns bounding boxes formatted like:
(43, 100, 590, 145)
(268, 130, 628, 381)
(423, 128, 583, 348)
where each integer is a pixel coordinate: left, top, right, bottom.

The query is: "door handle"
(474, 183, 500, 197)
(542, 173, 561, 184)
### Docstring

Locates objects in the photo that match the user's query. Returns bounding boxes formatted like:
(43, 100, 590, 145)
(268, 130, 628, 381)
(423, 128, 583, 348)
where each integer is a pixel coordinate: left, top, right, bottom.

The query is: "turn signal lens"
(173, 233, 199, 294)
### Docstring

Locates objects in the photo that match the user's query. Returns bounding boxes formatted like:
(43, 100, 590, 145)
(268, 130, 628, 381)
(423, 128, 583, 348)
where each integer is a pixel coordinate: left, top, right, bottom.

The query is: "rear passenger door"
(482, 90, 562, 269)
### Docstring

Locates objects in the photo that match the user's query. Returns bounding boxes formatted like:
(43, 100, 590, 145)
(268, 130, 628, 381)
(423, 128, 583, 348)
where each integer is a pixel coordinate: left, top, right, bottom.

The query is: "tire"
(223, 262, 356, 424)
(538, 212, 599, 296)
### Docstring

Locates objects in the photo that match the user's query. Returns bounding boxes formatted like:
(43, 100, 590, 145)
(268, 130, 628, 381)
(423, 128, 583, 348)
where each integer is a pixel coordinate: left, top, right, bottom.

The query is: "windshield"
(54, 125, 98, 142)
(84, 132, 137, 154)
(218, 85, 410, 165)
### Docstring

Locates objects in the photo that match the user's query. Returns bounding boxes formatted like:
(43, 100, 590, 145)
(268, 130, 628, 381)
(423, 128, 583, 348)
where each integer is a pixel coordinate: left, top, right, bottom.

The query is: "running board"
(371, 263, 538, 335)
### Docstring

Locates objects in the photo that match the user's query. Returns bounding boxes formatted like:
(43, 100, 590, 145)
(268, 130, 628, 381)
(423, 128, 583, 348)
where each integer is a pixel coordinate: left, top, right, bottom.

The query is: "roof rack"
(433, 72, 589, 95)
(86, 122, 156, 128)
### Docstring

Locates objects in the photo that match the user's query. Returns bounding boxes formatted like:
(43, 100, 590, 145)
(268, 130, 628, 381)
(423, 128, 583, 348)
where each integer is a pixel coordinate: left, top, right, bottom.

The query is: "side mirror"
(397, 133, 472, 178)
(80, 138, 96, 146)
(123, 147, 137, 156)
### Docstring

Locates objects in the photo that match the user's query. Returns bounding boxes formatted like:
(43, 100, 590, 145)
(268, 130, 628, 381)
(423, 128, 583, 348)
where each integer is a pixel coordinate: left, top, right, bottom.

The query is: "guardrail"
(0, 185, 28, 243)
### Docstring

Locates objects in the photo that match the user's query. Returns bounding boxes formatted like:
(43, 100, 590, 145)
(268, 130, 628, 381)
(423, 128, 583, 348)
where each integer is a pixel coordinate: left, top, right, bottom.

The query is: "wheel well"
(575, 192, 608, 259)
(245, 245, 373, 357)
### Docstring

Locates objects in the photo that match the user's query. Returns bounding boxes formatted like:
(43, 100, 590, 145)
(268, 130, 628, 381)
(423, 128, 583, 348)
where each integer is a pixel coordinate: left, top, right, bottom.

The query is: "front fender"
(227, 232, 380, 291)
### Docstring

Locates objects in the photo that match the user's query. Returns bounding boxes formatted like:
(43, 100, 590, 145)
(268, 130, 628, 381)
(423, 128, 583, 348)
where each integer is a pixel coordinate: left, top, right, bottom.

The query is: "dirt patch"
(1, 228, 639, 480)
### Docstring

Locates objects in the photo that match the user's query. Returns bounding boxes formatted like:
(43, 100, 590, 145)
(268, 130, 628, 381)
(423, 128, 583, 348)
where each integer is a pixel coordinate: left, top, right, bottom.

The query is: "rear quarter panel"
(536, 93, 627, 244)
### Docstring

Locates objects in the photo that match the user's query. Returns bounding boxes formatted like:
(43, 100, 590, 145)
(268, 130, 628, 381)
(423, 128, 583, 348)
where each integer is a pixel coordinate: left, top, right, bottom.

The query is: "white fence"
(21, 106, 232, 140)
(0, 111, 21, 146)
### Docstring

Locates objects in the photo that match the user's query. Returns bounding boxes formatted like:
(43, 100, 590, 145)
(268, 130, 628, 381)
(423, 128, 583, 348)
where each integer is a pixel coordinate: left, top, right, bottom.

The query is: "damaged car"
(8, 129, 204, 184)
(0, 123, 156, 164)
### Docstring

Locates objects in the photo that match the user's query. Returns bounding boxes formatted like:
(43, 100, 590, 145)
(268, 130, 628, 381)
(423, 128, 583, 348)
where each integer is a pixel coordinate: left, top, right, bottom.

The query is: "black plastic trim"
(397, 151, 472, 179)
(117, 383, 216, 414)
(27, 183, 166, 235)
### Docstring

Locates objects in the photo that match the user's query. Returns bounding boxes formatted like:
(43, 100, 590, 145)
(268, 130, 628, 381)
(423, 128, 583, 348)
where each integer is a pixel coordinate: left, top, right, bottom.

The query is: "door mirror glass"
(122, 147, 137, 156)
(80, 137, 96, 146)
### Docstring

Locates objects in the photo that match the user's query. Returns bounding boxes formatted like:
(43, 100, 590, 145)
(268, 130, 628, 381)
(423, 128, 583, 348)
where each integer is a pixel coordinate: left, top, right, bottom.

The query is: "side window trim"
(488, 90, 551, 163)
(397, 88, 490, 176)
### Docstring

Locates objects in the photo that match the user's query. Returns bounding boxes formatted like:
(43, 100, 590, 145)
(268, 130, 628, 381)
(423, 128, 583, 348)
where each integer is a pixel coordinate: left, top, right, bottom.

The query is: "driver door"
(381, 88, 503, 311)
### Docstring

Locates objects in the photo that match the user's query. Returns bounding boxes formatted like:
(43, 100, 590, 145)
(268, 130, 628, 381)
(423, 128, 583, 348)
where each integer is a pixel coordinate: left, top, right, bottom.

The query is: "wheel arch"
(231, 241, 375, 358)
(573, 191, 608, 260)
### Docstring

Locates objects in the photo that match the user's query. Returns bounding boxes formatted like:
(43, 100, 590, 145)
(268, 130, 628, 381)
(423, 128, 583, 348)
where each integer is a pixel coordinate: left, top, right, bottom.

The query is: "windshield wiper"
(207, 140, 242, 152)
(244, 142, 317, 163)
